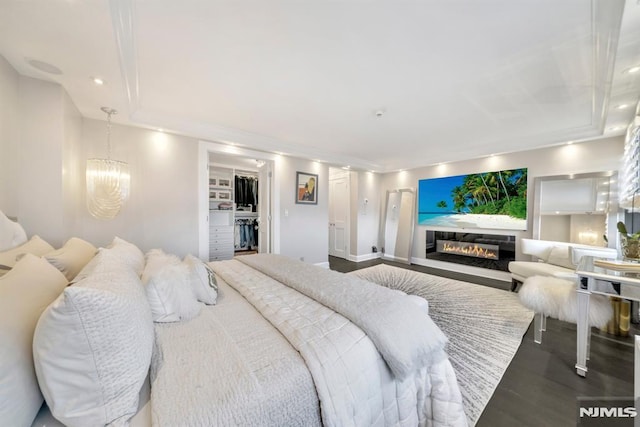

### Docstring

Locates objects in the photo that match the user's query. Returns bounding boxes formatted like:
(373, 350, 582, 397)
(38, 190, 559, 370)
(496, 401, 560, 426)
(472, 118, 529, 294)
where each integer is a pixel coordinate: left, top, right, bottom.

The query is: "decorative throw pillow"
(0, 235, 54, 277)
(143, 249, 202, 322)
(184, 254, 218, 304)
(0, 254, 67, 427)
(108, 236, 145, 276)
(45, 237, 97, 281)
(0, 210, 27, 251)
(71, 248, 126, 284)
(546, 246, 575, 269)
(33, 266, 154, 427)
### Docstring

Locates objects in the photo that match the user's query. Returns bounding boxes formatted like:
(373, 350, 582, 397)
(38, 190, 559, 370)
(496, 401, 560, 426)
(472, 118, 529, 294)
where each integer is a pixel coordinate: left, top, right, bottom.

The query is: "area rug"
(348, 264, 534, 426)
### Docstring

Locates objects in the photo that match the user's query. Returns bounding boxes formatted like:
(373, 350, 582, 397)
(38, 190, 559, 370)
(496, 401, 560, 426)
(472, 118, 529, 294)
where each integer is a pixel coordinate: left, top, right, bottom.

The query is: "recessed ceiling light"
(92, 77, 105, 86)
(26, 58, 62, 75)
(616, 104, 630, 110)
(626, 66, 640, 74)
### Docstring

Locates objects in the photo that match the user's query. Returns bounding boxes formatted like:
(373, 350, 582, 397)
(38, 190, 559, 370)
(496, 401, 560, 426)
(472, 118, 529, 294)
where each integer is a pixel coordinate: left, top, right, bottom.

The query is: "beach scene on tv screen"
(418, 168, 527, 230)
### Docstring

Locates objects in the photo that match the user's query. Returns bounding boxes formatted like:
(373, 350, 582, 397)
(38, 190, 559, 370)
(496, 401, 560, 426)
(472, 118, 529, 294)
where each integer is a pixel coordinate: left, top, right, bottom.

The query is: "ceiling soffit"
(109, 0, 626, 171)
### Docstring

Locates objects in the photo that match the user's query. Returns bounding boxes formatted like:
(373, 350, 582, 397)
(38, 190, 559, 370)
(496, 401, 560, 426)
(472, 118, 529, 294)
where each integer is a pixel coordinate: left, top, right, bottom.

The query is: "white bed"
(1, 232, 466, 427)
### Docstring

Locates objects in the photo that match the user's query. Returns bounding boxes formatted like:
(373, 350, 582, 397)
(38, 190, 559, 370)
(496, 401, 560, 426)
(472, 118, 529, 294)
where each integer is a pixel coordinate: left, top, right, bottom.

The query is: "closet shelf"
(235, 212, 259, 218)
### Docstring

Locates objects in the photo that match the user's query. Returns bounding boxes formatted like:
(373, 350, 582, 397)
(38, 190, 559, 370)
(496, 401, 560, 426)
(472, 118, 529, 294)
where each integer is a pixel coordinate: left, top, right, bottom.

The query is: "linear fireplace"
(426, 231, 515, 271)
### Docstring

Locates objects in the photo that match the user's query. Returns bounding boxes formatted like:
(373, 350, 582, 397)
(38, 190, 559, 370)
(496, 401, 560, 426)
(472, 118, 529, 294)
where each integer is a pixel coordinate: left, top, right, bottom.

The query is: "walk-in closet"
(208, 153, 266, 261)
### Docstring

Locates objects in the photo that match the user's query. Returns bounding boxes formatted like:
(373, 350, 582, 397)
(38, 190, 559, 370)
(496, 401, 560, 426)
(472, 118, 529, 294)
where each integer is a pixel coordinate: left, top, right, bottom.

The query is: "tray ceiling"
(1, 0, 639, 171)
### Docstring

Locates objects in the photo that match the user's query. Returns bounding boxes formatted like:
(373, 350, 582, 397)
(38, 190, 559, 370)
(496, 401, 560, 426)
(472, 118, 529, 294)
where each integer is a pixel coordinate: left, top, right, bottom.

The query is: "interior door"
(258, 162, 272, 253)
(329, 175, 349, 258)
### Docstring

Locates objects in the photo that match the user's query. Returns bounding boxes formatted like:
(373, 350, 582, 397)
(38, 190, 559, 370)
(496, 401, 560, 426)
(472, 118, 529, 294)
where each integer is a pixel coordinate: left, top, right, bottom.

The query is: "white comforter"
(213, 255, 467, 427)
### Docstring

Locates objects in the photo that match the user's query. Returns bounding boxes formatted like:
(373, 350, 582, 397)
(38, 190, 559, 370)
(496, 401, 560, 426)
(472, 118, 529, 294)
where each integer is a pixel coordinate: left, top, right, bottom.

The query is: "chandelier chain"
(107, 111, 112, 159)
(101, 106, 117, 160)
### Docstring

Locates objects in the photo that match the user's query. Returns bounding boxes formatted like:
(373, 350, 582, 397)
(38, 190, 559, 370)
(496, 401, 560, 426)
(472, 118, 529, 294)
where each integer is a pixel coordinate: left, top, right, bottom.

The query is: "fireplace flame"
(441, 242, 499, 260)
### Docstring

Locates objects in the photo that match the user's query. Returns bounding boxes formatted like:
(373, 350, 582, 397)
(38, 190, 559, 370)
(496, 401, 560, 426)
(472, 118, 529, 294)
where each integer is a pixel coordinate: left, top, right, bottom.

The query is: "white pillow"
(108, 236, 145, 276)
(0, 254, 67, 427)
(0, 210, 27, 251)
(33, 265, 153, 426)
(184, 254, 218, 305)
(71, 247, 125, 283)
(45, 237, 97, 281)
(546, 246, 575, 269)
(143, 249, 202, 322)
(0, 235, 54, 277)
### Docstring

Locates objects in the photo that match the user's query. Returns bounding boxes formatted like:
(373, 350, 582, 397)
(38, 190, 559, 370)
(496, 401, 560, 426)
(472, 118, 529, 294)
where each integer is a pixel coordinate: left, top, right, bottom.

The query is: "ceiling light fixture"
(86, 107, 130, 220)
(92, 77, 105, 85)
(626, 66, 640, 74)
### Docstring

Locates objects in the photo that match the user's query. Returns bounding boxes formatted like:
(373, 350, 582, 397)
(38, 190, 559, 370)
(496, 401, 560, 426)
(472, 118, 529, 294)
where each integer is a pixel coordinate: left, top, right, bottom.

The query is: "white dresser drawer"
(209, 245, 233, 261)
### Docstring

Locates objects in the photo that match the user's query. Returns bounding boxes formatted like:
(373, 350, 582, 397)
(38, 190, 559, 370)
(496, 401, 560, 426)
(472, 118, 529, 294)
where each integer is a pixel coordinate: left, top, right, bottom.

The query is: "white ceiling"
(1, 0, 639, 172)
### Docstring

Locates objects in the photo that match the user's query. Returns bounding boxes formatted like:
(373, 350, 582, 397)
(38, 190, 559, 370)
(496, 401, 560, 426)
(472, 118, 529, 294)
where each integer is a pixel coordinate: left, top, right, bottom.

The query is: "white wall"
(353, 170, 381, 258)
(1, 63, 332, 262)
(275, 156, 328, 265)
(16, 76, 81, 247)
(539, 215, 571, 242)
(62, 90, 83, 239)
(0, 56, 19, 215)
(381, 137, 624, 266)
(77, 119, 200, 256)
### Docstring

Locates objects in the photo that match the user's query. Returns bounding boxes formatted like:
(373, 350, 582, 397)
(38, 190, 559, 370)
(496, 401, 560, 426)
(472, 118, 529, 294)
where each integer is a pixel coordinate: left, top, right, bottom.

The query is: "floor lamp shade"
(86, 158, 131, 220)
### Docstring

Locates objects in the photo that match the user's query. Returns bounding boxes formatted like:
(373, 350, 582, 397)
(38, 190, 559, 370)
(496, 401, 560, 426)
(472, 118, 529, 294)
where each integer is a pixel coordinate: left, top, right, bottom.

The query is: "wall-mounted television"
(418, 168, 527, 231)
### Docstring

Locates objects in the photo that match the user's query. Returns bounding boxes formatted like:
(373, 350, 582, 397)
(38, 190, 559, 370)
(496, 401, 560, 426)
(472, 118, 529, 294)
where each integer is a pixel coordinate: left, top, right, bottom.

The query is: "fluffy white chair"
(518, 275, 613, 344)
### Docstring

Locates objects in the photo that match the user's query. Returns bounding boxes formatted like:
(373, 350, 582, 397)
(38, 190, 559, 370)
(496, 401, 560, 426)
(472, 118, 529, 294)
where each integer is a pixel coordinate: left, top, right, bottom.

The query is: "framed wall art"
(296, 171, 318, 205)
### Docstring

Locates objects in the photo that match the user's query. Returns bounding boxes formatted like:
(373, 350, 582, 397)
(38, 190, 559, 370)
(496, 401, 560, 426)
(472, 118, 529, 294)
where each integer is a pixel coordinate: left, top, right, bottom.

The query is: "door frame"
(328, 168, 351, 260)
(198, 141, 278, 261)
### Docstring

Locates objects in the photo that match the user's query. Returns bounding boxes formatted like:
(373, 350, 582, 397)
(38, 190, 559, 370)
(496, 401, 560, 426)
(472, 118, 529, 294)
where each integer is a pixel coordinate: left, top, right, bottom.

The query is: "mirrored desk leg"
(635, 336, 640, 427)
(575, 277, 591, 377)
(586, 323, 591, 361)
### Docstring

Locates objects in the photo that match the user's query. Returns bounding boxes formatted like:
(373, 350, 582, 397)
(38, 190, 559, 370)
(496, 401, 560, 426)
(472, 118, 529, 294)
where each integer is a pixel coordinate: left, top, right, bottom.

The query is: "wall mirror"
(533, 171, 619, 247)
(382, 188, 416, 264)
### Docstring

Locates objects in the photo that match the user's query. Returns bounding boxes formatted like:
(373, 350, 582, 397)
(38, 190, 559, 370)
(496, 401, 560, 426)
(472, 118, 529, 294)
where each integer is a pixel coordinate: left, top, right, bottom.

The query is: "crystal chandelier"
(86, 107, 131, 220)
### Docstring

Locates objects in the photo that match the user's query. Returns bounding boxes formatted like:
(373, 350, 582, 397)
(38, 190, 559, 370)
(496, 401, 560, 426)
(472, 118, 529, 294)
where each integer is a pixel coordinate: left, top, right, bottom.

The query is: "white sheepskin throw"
(519, 275, 613, 328)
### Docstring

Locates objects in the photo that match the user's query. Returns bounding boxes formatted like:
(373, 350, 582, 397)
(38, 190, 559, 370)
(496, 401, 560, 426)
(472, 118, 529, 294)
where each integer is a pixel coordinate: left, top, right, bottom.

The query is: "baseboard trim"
(347, 253, 382, 262)
(410, 257, 511, 282)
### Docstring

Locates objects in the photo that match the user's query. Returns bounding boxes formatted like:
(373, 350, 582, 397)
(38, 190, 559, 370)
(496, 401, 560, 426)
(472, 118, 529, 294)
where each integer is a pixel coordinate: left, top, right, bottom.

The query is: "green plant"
(618, 221, 640, 259)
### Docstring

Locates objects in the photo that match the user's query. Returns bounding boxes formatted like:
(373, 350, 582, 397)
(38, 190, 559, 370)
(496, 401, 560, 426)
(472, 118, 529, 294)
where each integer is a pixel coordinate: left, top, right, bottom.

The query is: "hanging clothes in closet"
(235, 175, 258, 209)
(234, 218, 259, 251)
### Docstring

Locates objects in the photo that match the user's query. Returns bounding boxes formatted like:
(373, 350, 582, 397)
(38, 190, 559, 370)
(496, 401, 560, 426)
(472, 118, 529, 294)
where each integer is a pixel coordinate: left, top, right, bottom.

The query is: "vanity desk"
(575, 256, 640, 377)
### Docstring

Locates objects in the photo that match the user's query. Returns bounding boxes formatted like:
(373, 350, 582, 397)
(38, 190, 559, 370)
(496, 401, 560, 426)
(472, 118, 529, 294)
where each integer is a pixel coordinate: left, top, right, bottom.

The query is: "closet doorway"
(328, 168, 350, 260)
(198, 142, 275, 262)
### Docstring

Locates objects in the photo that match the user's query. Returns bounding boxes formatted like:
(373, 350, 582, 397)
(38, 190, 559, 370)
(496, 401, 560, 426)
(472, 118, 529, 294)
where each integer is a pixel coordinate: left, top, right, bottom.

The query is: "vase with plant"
(617, 221, 640, 261)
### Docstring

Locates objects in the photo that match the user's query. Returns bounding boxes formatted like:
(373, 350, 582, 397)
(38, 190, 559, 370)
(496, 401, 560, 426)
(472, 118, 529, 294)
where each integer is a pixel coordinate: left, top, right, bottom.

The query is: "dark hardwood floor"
(329, 256, 635, 427)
